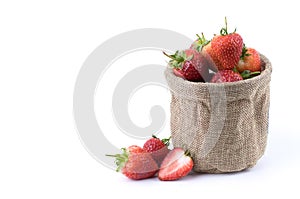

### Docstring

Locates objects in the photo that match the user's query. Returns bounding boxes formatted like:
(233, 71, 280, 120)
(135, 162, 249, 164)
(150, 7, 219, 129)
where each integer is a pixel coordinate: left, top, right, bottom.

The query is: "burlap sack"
(165, 54, 272, 173)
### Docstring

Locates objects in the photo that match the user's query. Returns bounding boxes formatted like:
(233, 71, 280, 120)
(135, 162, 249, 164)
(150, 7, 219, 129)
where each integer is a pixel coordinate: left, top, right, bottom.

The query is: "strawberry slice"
(158, 148, 193, 181)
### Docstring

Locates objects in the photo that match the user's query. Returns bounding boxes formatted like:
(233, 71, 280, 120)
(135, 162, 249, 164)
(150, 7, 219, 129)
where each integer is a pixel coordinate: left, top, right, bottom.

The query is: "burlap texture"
(165, 54, 272, 173)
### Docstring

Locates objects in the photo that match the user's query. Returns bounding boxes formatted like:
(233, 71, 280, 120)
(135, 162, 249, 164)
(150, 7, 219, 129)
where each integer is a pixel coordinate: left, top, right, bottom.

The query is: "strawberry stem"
(161, 136, 171, 146)
(220, 16, 237, 36)
(194, 33, 210, 51)
(163, 51, 174, 60)
(163, 50, 189, 69)
(152, 135, 171, 146)
(184, 150, 191, 157)
(152, 135, 158, 139)
(225, 16, 228, 33)
(233, 67, 239, 73)
(106, 148, 129, 172)
(241, 70, 261, 79)
(240, 44, 250, 59)
(220, 17, 228, 35)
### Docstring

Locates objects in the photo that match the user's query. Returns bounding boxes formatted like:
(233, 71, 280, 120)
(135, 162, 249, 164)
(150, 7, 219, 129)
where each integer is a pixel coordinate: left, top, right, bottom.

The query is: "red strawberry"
(211, 18, 243, 70)
(143, 135, 170, 166)
(106, 145, 158, 180)
(190, 33, 210, 52)
(163, 49, 209, 82)
(128, 145, 144, 153)
(202, 42, 222, 72)
(190, 33, 219, 72)
(237, 47, 261, 72)
(158, 148, 193, 181)
(173, 68, 185, 79)
(210, 70, 243, 83)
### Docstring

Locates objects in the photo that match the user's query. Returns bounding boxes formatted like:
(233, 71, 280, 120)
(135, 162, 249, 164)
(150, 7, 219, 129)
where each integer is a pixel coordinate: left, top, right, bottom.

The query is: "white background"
(1, 0, 300, 198)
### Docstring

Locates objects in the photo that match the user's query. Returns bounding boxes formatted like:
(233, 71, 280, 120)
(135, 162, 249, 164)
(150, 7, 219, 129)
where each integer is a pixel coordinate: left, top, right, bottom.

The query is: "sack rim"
(165, 53, 272, 88)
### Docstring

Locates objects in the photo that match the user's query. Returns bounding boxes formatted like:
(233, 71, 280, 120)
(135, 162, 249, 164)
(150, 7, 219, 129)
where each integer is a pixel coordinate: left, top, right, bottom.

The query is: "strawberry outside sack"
(164, 54, 272, 173)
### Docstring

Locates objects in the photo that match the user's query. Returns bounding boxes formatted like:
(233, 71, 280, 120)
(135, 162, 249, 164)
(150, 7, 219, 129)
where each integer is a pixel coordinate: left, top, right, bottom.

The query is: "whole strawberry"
(210, 70, 243, 83)
(172, 68, 185, 79)
(237, 47, 261, 72)
(211, 17, 243, 70)
(106, 145, 158, 180)
(143, 135, 170, 166)
(127, 145, 144, 153)
(203, 42, 222, 72)
(158, 148, 193, 181)
(163, 49, 210, 82)
(190, 33, 210, 52)
(190, 33, 220, 72)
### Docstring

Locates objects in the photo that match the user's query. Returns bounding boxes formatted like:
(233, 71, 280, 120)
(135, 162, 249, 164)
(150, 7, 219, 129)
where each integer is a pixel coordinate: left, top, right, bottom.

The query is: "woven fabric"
(165, 54, 272, 173)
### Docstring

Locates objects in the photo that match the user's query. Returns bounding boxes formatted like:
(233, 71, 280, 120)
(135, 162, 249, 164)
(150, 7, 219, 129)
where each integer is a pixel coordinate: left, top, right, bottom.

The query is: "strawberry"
(127, 145, 144, 153)
(190, 33, 210, 52)
(106, 145, 158, 180)
(210, 70, 243, 83)
(211, 17, 243, 70)
(237, 47, 261, 72)
(173, 68, 185, 79)
(143, 135, 171, 166)
(203, 42, 223, 72)
(190, 33, 220, 72)
(158, 148, 193, 181)
(163, 49, 209, 82)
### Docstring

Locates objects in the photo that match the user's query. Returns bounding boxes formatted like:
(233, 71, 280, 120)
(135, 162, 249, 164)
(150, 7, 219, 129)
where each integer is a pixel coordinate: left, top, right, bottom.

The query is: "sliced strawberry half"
(158, 148, 193, 181)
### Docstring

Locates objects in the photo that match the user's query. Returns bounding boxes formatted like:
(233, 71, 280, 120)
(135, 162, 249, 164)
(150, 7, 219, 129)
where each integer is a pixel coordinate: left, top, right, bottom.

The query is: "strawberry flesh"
(158, 148, 193, 181)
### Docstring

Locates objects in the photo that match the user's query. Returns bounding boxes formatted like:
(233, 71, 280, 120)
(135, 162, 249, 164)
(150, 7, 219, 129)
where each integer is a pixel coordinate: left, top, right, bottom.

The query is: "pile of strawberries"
(107, 136, 193, 181)
(164, 18, 262, 83)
